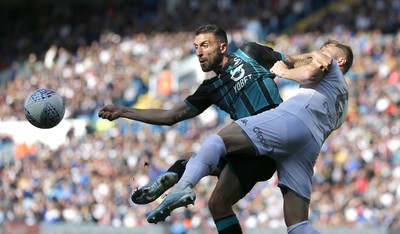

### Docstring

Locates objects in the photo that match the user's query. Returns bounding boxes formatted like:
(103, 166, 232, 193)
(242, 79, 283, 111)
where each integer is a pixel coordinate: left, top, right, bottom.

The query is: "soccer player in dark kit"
(99, 24, 331, 233)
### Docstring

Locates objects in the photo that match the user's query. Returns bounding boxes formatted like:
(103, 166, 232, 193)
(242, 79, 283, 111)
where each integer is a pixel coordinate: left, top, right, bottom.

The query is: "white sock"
(287, 221, 320, 234)
(174, 134, 227, 190)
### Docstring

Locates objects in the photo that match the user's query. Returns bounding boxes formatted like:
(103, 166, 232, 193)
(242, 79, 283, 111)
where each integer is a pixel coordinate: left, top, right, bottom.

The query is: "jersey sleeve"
(240, 42, 284, 69)
(184, 82, 213, 114)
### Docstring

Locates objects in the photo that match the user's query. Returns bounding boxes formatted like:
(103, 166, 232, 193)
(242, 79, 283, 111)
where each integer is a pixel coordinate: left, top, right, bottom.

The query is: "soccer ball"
(24, 89, 65, 129)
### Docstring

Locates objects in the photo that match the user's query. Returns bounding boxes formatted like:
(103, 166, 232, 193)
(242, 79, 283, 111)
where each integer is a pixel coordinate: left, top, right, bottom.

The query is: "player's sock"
(166, 159, 188, 179)
(287, 220, 320, 234)
(176, 134, 226, 188)
(215, 215, 242, 234)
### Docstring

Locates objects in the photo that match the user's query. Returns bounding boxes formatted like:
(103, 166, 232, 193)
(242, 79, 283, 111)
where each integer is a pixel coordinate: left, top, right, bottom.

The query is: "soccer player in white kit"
(148, 40, 354, 234)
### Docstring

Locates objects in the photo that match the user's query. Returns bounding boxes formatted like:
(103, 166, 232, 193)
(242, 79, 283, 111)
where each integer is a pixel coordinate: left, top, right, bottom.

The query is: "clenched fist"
(270, 61, 289, 77)
(98, 104, 124, 121)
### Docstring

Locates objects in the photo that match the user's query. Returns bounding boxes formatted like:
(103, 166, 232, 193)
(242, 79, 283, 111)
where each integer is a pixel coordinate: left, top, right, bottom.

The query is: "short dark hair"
(195, 24, 228, 44)
(322, 39, 354, 74)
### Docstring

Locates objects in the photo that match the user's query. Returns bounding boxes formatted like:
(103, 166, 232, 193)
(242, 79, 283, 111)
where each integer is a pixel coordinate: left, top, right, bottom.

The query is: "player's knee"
(207, 134, 227, 155)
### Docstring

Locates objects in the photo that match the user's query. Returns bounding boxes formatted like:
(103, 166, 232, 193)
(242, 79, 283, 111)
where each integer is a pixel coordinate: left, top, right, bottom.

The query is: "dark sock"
(215, 215, 242, 234)
(167, 159, 188, 179)
(219, 223, 242, 234)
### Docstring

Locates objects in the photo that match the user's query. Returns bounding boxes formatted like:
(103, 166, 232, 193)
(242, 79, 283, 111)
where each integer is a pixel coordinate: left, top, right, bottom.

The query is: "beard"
(200, 49, 223, 72)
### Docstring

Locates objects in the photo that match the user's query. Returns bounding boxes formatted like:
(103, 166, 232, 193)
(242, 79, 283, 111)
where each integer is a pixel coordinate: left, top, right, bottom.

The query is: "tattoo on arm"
(173, 106, 196, 122)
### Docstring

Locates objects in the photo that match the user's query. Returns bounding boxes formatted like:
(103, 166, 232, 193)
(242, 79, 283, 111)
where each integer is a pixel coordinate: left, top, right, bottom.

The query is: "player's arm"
(98, 101, 199, 126)
(285, 50, 332, 72)
(284, 54, 312, 68)
(270, 60, 325, 83)
(243, 42, 331, 72)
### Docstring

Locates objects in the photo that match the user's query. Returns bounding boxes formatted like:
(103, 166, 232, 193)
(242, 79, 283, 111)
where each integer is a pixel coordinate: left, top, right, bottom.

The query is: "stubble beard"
(205, 51, 223, 73)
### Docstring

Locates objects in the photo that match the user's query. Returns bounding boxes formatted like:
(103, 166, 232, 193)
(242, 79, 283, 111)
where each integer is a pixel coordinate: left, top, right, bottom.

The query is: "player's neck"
(215, 56, 229, 75)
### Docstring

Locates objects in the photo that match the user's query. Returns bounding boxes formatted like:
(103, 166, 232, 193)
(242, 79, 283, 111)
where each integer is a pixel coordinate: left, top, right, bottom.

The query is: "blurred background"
(1, 0, 400, 233)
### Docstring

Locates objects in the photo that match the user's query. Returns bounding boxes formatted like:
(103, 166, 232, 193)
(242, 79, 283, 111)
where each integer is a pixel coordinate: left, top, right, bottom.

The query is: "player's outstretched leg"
(131, 172, 179, 204)
(147, 182, 196, 224)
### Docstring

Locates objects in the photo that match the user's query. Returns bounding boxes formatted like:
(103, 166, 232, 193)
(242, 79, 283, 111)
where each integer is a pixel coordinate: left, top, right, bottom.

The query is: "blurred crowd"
(1, 0, 333, 70)
(1, 0, 400, 232)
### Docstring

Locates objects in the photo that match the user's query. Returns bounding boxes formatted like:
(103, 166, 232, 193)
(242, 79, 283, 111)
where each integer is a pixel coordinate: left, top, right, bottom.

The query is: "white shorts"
(235, 108, 320, 202)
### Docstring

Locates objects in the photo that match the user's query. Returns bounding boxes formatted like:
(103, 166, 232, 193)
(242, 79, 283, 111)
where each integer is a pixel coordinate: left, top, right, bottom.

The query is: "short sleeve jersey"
(184, 42, 284, 120)
(277, 60, 349, 145)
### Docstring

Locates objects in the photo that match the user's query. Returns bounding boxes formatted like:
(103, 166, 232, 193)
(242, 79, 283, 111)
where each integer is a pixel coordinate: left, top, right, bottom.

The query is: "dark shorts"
(217, 154, 277, 197)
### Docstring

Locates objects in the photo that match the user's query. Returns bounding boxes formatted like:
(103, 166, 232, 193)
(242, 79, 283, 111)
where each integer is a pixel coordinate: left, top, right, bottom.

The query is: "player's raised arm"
(285, 50, 332, 71)
(270, 60, 326, 83)
(98, 101, 199, 126)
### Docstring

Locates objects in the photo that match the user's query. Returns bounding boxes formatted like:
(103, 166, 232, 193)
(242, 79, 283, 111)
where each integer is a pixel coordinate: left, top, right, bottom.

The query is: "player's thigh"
(276, 137, 320, 202)
(235, 109, 314, 157)
(218, 122, 256, 156)
(227, 154, 276, 196)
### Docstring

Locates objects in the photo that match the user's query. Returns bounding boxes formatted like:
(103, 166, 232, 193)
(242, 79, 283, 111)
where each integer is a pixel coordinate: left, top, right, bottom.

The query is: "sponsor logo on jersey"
(230, 63, 254, 93)
(323, 101, 333, 126)
(233, 57, 242, 67)
(230, 64, 245, 82)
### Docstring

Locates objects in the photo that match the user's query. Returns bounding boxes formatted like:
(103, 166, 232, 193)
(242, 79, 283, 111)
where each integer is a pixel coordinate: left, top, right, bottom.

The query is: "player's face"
(194, 33, 224, 72)
(320, 44, 337, 60)
(320, 44, 347, 74)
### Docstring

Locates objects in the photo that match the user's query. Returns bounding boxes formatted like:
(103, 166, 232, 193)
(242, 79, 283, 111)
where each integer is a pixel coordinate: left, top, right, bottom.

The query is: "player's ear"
(337, 57, 347, 67)
(336, 57, 348, 74)
(220, 42, 227, 54)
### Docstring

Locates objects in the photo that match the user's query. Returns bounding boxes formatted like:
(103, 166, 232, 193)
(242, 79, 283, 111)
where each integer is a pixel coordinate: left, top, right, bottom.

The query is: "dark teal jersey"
(184, 42, 284, 120)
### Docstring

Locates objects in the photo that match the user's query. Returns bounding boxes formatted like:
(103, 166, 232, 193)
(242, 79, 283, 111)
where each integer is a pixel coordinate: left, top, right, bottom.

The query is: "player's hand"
(270, 61, 289, 77)
(98, 104, 123, 121)
(309, 50, 332, 72)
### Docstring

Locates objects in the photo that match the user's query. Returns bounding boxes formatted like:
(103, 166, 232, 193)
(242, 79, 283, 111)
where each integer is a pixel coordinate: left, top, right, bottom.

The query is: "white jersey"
(277, 60, 349, 146)
(235, 60, 349, 201)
